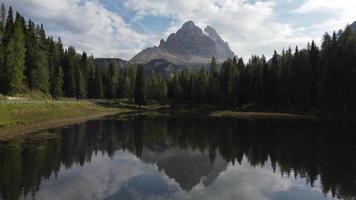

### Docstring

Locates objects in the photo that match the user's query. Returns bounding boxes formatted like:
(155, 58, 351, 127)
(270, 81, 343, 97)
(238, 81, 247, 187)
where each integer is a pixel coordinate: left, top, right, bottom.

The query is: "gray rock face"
(131, 21, 234, 65)
(143, 59, 186, 78)
(351, 21, 356, 32)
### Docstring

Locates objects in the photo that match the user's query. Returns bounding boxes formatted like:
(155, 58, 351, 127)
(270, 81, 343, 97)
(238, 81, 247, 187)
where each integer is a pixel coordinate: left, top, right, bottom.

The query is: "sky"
(2, 0, 356, 60)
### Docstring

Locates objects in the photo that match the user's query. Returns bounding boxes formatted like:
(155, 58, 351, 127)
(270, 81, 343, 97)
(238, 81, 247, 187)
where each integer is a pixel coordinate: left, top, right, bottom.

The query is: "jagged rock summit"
(351, 21, 356, 32)
(131, 21, 235, 65)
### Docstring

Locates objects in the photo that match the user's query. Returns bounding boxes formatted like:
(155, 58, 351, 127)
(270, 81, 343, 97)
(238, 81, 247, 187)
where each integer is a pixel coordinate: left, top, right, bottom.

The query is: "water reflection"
(0, 115, 355, 200)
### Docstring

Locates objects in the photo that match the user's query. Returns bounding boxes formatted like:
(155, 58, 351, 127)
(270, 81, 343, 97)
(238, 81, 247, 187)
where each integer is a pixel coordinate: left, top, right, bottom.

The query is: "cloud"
(3, 0, 355, 60)
(123, 0, 312, 59)
(292, 0, 356, 14)
(292, 0, 356, 38)
(2, 0, 154, 59)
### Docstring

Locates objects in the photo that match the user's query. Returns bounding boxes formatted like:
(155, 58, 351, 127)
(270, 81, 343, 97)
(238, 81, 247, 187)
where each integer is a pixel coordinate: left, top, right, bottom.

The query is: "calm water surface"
(0, 115, 355, 200)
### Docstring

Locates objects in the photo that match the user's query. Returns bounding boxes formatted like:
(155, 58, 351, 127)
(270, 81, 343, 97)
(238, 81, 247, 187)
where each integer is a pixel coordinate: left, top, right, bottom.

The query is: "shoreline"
(0, 103, 318, 139)
(0, 110, 133, 139)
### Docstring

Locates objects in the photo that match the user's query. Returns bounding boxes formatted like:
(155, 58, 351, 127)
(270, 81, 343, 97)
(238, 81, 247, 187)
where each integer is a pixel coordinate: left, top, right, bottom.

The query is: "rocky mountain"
(143, 59, 186, 78)
(351, 21, 356, 32)
(141, 147, 228, 191)
(95, 58, 130, 69)
(131, 21, 234, 65)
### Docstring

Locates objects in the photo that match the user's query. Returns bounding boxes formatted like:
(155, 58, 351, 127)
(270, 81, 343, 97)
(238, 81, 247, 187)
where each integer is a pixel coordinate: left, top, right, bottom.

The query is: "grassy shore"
(210, 110, 316, 120)
(0, 100, 133, 138)
(0, 99, 318, 139)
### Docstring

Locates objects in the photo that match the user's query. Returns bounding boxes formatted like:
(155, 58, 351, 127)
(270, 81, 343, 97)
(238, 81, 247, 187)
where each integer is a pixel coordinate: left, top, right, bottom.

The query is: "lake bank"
(0, 100, 318, 139)
(209, 110, 317, 120)
(0, 101, 134, 139)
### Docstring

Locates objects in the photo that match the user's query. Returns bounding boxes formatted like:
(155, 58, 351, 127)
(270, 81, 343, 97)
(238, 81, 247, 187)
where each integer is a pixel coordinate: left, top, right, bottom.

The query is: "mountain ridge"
(130, 21, 234, 65)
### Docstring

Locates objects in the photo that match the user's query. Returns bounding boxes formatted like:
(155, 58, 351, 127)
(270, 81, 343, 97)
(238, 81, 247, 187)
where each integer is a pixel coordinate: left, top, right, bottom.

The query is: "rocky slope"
(131, 21, 234, 65)
(351, 21, 356, 32)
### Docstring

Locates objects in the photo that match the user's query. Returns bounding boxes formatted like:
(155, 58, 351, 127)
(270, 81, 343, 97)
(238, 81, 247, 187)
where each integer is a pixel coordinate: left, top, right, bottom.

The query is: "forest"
(0, 4, 356, 114)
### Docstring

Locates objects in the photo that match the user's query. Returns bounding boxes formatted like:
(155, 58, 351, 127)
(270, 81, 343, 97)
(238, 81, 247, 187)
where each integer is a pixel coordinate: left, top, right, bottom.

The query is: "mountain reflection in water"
(0, 115, 355, 200)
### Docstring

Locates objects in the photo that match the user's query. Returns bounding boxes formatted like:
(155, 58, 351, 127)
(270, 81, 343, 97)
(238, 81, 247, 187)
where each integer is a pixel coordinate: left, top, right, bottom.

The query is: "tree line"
(142, 27, 356, 114)
(1, 4, 356, 114)
(0, 4, 138, 100)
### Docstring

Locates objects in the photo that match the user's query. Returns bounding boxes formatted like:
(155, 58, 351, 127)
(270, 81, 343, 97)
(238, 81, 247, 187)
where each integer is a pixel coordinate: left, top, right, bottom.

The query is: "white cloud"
(292, 0, 356, 41)
(2, 0, 154, 59)
(3, 0, 356, 61)
(185, 162, 291, 200)
(123, 0, 312, 59)
(292, 0, 356, 14)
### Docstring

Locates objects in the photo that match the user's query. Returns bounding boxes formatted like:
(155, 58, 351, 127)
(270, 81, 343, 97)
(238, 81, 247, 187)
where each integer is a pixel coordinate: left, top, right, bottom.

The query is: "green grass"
(210, 110, 316, 120)
(0, 100, 129, 128)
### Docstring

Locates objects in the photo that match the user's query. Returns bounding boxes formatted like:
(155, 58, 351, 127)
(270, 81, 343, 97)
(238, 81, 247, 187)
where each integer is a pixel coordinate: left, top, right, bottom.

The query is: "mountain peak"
(351, 21, 356, 32)
(131, 21, 235, 65)
(182, 20, 196, 29)
(204, 25, 221, 42)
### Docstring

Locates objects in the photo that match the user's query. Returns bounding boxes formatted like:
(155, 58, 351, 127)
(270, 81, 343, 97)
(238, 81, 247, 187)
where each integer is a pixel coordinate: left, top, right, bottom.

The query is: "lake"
(0, 114, 355, 200)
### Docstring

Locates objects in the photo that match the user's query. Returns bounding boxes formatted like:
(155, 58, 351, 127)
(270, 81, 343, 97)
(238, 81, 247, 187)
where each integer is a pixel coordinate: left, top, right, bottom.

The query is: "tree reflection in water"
(0, 115, 355, 200)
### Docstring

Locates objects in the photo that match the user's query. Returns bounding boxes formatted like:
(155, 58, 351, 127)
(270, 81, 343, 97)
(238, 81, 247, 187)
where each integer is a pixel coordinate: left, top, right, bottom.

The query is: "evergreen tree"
(179, 69, 191, 101)
(236, 58, 247, 106)
(62, 47, 77, 97)
(168, 72, 182, 100)
(220, 59, 236, 107)
(51, 66, 64, 99)
(75, 68, 86, 99)
(48, 38, 63, 97)
(209, 56, 218, 75)
(107, 61, 119, 98)
(208, 57, 220, 105)
(134, 64, 146, 107)
(0, 4, 6, 94)
(92, 67, 104, 99)
(4, 11, 26, 94)
(32, 25, 50, 93)
(191, 68, 208, 103)
(268, 50, 280, 105)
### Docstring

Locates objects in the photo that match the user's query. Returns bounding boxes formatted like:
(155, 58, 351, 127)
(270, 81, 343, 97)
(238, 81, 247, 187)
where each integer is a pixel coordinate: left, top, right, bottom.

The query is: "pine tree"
(134, 64, 146, 107)
(4, 6, 13, 46)
(62, 47, 77, 97)
(0, 3, 6, 94)
(51, 66, 64, 99)
(308, 41, 321, 106)
(25, 23, 50, 93)
(192, 68, 208, 103)
(236, 58, 247, 106)
(179, 69, 191, 101)
(168, 72, 182, 100)
(80, 52, 90, 90)
(75, 68, 86, 99)
(4, 12, 26, 94)
(48, 38, 63, 97)
(107, 61, 119, 98)
(208, 57, 220, 105)
(268, 50, 280, 105)
(93, 67, 104, 99)
(209, 56, 218, 75)
(220, 59, 236, 107)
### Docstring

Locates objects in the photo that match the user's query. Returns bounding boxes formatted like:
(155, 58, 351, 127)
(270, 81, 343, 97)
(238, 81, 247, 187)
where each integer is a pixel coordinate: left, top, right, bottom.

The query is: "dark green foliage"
(134, 64, 146, 106)
(147, 74, 167, 102)
(4, 11, 26, 94)
(0, 4, 6, 94)
(51, 66, 64, 99)
(208, 57, 220, 105)
(75, 68, 86, 99)
(88, 67, 104, 99)
(106, 61, 119, 98)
